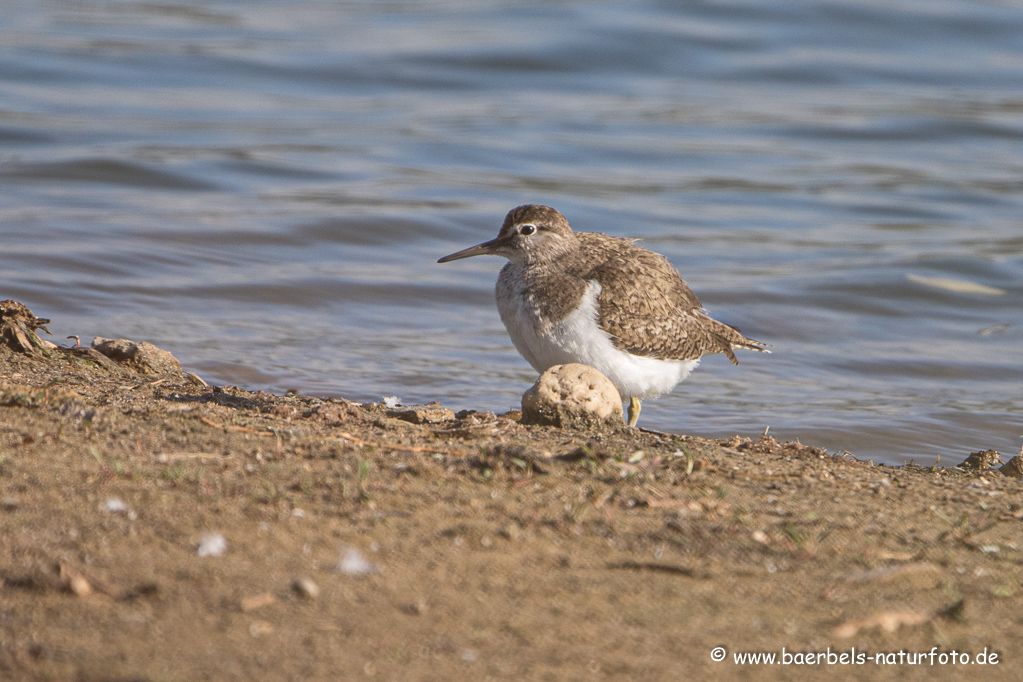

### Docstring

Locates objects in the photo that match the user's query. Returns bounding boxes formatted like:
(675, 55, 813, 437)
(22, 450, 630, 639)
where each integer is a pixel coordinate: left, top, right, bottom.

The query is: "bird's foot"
(626, 396, 641, 428)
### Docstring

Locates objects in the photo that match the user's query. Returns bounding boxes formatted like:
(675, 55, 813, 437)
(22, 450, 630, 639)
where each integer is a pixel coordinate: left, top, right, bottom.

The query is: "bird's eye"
(520, 224, 536, 236)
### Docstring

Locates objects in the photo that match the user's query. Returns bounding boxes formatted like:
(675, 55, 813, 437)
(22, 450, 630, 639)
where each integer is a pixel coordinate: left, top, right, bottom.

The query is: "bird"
(438, 205, 768, 427)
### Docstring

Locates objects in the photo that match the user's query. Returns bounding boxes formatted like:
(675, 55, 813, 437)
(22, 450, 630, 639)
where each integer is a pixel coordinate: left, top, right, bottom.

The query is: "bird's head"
(438, 205, 575, 267)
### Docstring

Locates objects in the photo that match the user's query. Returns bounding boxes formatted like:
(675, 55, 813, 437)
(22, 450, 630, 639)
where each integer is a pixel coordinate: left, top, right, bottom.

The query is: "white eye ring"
(520, 224, 536, 236)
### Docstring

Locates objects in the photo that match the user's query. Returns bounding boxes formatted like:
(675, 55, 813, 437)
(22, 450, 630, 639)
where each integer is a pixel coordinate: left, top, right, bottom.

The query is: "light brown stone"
(92, 337, 181, 374)
(521, 363, 623, 428)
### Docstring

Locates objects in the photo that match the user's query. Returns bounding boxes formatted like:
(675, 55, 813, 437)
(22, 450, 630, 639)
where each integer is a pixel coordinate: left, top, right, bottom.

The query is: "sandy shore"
(1, 316, 1020, 680)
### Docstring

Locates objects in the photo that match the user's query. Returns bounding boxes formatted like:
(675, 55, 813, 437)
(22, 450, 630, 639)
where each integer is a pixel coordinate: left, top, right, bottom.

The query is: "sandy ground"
(1, 312, 1021, 680)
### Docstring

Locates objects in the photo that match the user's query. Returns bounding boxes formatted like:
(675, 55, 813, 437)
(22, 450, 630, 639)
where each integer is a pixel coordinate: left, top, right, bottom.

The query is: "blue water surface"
(1, 0, 1021, 464)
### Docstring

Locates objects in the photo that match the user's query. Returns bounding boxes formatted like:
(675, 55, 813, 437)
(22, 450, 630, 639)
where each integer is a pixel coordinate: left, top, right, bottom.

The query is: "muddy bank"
(1, 304, 1020, 680)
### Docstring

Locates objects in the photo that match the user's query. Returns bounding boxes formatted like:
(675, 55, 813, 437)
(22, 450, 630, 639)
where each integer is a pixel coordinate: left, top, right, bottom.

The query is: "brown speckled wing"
(579, 237, 763, 363)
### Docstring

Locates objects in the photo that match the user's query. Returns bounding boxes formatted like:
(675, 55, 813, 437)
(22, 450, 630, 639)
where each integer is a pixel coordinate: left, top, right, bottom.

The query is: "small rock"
(240, 592, 276, 612)
(521, 363, 623, 428)
(399, 598, 427, 616)
(338, 547, 377, 576)
(59, 564, 92, 599)
(453, 409, 497, 423)
(999, 455, 1023, 478)
(197, 532, 227, 557)
(292, 577, 320, 600)
(103, 497, 137, 520)
(68, 574, 92, 599)
(387, 404, 456, 424)
(92, 337, 181, 374)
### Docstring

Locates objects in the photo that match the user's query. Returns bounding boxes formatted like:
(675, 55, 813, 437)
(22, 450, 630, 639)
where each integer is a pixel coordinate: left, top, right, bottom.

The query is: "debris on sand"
(0, 299, 52, 354)
(958, 449, 1003, 470)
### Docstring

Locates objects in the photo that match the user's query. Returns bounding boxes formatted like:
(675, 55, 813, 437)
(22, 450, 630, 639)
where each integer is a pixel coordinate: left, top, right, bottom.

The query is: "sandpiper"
(439, 205, 768, 427)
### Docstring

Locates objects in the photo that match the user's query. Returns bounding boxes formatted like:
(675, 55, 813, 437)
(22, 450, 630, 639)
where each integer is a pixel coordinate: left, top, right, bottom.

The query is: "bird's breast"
(496, 276, 698, 399)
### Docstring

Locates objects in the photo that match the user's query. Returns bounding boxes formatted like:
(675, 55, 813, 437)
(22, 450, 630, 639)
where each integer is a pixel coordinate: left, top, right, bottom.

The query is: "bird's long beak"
(437, 237, 504, 263)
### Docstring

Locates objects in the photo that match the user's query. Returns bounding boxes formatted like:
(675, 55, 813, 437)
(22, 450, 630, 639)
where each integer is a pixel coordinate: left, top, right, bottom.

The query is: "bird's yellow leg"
(627, 397, 641, 428)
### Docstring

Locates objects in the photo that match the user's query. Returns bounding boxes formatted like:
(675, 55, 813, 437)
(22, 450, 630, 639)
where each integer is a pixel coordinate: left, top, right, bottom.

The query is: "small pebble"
(292, 577, 320, 600)
(249, 620, 274, 638)
(338, 547, 377, 575)
(400, 598, 427, 616)
(69, 574, 92, 599)
(103, 498, 136, 519)
(240, 592, 276, 612)
(198, 532, 227, 557)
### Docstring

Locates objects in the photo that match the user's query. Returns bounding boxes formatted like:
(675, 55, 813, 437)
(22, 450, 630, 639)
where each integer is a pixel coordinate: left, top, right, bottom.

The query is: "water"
(1, 0, 1020, 466)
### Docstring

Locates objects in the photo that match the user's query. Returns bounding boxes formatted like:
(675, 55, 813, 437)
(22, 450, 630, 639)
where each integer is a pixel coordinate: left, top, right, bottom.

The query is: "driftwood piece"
(0, 299, 52, 354)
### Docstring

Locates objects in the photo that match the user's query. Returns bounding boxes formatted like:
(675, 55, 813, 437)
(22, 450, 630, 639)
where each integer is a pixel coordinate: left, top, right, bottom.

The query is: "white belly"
(497, 278, 698, 401)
